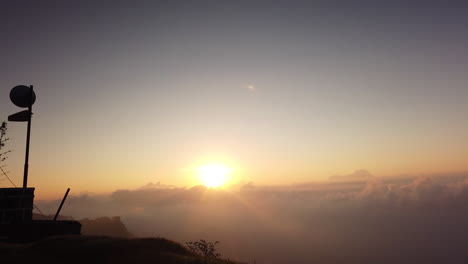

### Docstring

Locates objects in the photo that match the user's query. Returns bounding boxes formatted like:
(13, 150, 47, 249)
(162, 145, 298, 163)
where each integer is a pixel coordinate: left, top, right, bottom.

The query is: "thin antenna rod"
(23, 85, 33, 188)
(54, 188, 70, 221)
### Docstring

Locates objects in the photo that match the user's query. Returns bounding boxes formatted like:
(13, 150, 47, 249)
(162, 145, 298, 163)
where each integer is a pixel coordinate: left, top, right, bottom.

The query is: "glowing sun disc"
(197, 164, 232, 188)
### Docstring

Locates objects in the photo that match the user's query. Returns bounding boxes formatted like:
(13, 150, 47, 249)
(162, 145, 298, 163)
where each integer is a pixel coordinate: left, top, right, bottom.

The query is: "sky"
(1, 1, 467, 198)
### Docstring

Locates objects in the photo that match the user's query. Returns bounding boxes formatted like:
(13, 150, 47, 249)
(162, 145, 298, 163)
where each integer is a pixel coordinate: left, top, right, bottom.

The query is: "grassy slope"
(0, 236, 243, 264)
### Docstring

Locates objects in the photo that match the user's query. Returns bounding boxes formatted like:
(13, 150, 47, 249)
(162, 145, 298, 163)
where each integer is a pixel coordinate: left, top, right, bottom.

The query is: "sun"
(197, 164, 232, 188)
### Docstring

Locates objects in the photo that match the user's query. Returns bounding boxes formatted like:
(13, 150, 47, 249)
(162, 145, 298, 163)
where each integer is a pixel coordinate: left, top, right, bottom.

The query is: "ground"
(0, 235, 243, 264)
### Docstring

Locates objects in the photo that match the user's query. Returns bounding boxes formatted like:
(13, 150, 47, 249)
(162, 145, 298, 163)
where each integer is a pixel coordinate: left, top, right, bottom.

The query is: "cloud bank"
(37, 172, 468, 264)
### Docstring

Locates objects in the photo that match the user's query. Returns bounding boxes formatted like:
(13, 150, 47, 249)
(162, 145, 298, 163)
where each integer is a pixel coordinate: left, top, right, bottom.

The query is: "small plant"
(0, 121, 10, 164)
(186, 239, 221, 261)
(0, 121, 12, 186)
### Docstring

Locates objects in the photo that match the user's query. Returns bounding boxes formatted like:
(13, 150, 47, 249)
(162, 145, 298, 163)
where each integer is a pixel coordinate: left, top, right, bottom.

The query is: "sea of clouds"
(37, 171, 468, 264)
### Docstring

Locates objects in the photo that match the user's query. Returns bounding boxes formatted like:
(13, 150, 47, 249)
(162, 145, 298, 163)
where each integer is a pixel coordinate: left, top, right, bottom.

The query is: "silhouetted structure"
(0, 188, 81, 242)
(0, 85, 81, 242)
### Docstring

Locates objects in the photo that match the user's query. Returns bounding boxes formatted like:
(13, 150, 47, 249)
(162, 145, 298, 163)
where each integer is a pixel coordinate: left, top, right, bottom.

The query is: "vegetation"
(186, 239, 221, 262)
(0, 121, 12, 186)
(0, 121, 10, 164)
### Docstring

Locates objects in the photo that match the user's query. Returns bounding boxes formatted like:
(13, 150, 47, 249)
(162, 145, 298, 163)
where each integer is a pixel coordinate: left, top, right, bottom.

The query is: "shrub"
(186, 239, 221, 260)
(0, 121, 10, 164)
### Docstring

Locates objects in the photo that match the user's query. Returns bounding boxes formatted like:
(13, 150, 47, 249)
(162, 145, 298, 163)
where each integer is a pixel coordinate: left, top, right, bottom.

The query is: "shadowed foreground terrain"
(0, 236, 242, 264)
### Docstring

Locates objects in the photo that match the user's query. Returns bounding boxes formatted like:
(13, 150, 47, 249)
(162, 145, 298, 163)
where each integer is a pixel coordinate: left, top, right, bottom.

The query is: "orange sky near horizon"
(1, 2, 467, 200)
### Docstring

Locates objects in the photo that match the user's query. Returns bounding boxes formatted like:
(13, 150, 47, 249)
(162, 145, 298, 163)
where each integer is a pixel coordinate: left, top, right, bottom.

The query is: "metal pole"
(54, 188, 70, 221)
(23, 85, 33, 188)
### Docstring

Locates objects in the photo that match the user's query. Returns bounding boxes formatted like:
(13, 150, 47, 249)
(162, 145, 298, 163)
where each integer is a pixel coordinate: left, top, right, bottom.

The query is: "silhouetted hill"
(33, 213, 133, 238)
(80, 216, 133, 238)
(0, 236, 242, 264)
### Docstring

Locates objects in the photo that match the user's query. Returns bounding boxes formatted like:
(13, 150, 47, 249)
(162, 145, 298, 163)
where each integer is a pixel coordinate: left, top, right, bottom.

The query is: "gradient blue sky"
(1, 1, 467, 198)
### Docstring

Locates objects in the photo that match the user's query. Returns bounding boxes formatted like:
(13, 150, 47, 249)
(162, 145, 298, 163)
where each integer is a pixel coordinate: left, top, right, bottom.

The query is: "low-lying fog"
(37, 171, 468, 264)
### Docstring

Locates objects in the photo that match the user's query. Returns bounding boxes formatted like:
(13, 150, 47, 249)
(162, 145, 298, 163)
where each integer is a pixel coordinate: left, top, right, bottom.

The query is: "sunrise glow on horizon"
(0, 1, 466, 200)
